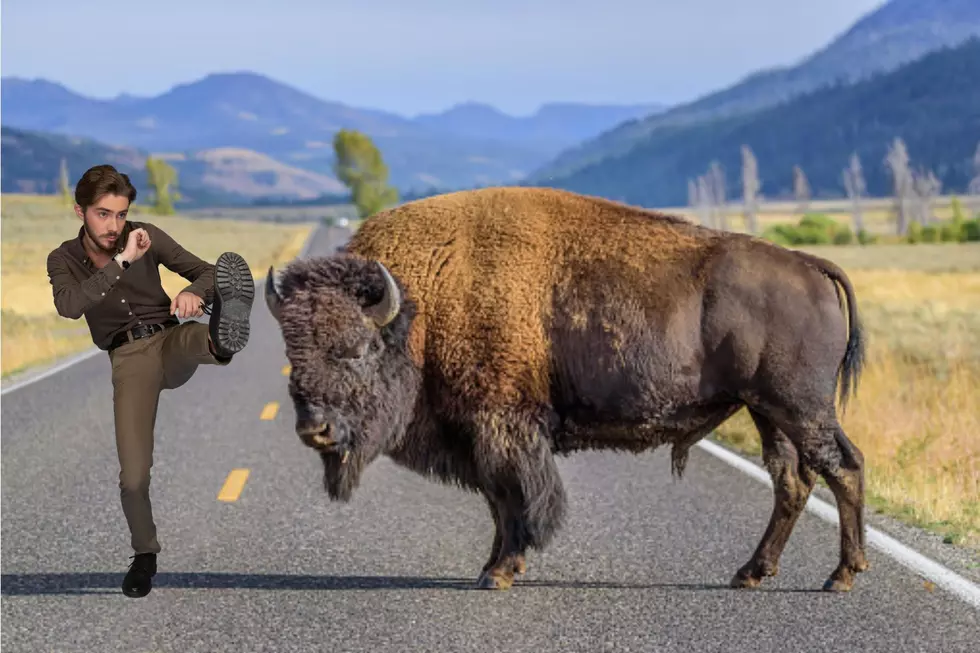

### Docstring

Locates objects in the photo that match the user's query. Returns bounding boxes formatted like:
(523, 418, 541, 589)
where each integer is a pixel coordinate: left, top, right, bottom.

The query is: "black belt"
(108, 319, 179, 352)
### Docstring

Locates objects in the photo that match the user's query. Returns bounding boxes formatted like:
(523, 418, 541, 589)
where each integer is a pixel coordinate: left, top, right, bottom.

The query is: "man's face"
(75, 194, 130, 253)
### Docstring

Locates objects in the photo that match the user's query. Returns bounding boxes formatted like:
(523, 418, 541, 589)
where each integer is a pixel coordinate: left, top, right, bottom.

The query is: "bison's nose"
(295, 410, 348, 451)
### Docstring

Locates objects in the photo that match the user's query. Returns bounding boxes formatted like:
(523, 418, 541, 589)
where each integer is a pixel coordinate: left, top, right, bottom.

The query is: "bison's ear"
(363, 261, 401, 328)
(265, 266, 283, 322)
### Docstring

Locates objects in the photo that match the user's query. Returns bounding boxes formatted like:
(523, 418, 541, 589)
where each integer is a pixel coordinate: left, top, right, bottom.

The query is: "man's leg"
(161, 321, 230, 390)
(110, 334, 166, 597)
(161, 251, 255, 388)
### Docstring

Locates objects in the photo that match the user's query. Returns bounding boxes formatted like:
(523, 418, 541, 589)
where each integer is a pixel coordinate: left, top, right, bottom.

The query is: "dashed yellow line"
(260, 401, 279, 420)
(218, 469, 250, 502)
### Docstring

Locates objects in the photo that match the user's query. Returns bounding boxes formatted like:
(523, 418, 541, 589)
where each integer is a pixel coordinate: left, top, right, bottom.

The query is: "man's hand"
(120, 228, 151, 264)
(171, 291, 205, 318)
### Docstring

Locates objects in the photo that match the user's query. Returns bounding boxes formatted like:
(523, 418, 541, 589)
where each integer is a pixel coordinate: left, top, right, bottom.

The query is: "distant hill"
(0, 72, 660, 194)
(530, 0, 980, 183)
(530, 38, 980, 207)
(413, 101, 663, 152)
(0, 126, 346, 206)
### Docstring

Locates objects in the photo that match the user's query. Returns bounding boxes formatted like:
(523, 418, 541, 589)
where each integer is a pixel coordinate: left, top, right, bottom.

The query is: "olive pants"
(108, 321, 230, 555)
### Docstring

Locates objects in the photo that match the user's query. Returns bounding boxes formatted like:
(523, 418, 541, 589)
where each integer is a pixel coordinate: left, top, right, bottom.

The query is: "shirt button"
(121, 299, 126, 303)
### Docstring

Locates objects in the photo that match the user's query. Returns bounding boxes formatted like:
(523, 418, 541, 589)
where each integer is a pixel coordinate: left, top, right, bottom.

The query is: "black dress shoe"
(122, 553, 157, 598)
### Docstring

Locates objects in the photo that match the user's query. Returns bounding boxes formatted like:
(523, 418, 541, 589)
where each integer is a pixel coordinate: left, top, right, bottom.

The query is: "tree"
(697, 175, 713, 229)
(969, 141, 980, 195)
(793, 165, 810, 214)
(145, 156, 180, 215)
(884, 137, 913, 235)
(59, 157, 72, 206)
(842, 153, 866, 235)
(741, 145, 760, 234)
(912, 167, 941, 226)
(707, 160, 727, 231)
(332, 129, 399, 219)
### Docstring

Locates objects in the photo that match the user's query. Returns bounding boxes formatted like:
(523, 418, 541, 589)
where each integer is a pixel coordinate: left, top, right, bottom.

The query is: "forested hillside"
(533, 38, 980, 207)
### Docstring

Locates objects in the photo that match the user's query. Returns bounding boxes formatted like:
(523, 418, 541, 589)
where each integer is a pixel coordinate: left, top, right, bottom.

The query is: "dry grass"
(712, 243, 980, 551)
(1, 194, 315, 378)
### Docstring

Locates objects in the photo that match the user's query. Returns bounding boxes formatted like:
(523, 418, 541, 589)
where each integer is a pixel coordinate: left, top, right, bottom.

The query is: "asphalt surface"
(2, 223, 978, 653)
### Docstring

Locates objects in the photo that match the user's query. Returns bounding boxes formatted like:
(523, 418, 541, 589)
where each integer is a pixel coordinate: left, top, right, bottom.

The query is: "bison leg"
(813, 425, 869, 591)
(754, 407, 868, 592)
(480, 493, 525, 576)
(477, 494, 532, 589)
(731, 410, 817, 589)
(474, 416, 565, 590)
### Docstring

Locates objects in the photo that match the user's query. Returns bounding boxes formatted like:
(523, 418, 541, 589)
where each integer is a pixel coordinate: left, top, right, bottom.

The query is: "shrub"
(906, 221, 923, 243)
(963, 218, 980, 242)
(921, 224, 941, 243)
(857, 229, 876, 245)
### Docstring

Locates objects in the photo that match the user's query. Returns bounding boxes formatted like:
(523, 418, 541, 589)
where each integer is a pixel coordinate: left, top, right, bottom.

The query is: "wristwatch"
(114, 253, 130, 270)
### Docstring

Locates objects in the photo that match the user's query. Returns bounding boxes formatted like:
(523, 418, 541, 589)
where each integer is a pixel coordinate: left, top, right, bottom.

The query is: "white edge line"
(0, 223, 323, 398)
(695, 439, 980, 609)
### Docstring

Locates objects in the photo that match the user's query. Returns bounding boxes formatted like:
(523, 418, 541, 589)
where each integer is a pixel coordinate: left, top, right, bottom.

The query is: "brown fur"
(266, 186, 869, 592)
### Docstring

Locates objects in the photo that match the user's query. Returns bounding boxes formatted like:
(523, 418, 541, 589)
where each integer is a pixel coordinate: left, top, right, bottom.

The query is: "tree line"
(688, 139, 980, 243)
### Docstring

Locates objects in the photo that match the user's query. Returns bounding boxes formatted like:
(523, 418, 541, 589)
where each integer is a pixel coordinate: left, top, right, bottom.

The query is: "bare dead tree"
(793, 165, 810, 215)
(912, 167, 942, 226)
(969, 141, 980, 195)
(884, 137, 913, 235)
(59, 157, 72, 205)
(708, 160, 727, 231)
(697, 175, 714, 229)
(842, 152, 866, 235)
(741, 146, 760, 234)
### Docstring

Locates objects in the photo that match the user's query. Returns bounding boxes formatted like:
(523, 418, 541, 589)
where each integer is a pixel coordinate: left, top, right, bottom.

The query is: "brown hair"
(74, 164, 137, 211)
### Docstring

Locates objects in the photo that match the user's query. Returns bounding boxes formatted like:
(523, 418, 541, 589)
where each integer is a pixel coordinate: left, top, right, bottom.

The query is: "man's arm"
(47, 249, 124, 319)
(145, 223, 215, 303)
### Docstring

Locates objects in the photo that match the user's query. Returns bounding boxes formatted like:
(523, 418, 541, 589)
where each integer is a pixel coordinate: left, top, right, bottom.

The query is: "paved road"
(2, 224, 977, 653)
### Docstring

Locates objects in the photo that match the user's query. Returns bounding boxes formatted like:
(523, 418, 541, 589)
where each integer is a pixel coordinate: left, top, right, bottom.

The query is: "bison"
(264, 186, 869, 592)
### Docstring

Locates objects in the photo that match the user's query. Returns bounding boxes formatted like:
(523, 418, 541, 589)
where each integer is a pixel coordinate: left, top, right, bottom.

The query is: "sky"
(1, 0, 887, 117)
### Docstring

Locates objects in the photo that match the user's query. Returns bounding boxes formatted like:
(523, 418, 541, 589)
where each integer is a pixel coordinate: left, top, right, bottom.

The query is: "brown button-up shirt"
(46, 220, 215, 350)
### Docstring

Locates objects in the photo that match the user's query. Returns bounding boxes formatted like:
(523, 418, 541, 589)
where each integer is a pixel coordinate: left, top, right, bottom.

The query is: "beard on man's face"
(84, 220, 123, 254)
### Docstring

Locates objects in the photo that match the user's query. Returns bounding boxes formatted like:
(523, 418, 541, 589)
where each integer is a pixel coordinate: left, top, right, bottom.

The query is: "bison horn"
(364, 261, 401, 328)
(265, 266, 283, 321)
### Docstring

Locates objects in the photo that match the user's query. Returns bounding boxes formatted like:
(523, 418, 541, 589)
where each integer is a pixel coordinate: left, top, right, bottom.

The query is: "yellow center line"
(218, 468, 250, 502)
(260, 401, 279, 420)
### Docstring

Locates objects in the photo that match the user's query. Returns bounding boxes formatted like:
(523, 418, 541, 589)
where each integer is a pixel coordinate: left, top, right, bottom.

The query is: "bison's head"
(265, 255, 422, 501)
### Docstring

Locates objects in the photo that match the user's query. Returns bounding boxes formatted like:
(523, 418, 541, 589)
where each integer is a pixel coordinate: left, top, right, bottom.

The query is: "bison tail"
(796, 251, 866, 412)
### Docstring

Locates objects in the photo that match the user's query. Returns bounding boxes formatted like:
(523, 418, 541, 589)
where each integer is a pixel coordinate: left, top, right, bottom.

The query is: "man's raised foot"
(208, 252, 254, 359)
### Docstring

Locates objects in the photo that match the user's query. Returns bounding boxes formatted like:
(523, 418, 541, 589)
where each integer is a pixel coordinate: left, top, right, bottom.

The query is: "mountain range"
(2, 0, 979, 208)
(529, 0, 980, 184)
(0, 74, 661, 201)
(534, 37, 980, 208)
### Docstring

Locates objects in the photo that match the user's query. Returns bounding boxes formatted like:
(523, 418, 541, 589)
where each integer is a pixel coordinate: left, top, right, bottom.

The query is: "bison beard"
(266, 186, 870, 593)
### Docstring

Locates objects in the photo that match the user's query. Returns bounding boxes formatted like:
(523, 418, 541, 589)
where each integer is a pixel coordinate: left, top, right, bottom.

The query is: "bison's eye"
(335, 339, 371, 360)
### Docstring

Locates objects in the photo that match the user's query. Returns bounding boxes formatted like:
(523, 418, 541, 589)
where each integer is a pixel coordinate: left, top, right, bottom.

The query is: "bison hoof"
(822, 577, 854, 592)
(514, 556, 527, 575)
(477, 571, 514, 590)
(730, 572, 762, 589)
(823, 564, 860, 592)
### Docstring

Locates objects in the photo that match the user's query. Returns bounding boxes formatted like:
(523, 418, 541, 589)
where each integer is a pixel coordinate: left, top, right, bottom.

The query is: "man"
(46, 164, 255, 598)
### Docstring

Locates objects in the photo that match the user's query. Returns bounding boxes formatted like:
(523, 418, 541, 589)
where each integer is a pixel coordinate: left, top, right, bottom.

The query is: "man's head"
(73, 164, 138, 254)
